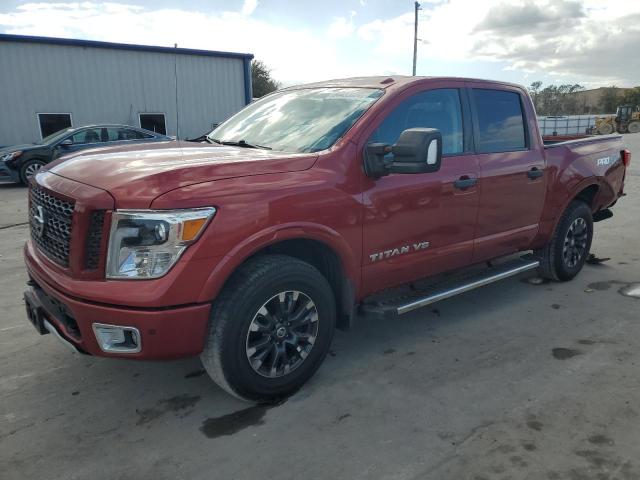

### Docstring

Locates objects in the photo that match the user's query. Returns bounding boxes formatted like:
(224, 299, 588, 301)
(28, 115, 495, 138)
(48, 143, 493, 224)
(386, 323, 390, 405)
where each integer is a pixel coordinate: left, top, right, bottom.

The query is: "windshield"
(39, 128, 74, 145)
(208, 87, 383, 153)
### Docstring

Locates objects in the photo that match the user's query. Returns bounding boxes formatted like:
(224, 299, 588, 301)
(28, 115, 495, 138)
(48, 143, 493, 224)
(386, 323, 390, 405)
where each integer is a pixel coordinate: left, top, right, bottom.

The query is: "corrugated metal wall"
(0, 41, 248, 145)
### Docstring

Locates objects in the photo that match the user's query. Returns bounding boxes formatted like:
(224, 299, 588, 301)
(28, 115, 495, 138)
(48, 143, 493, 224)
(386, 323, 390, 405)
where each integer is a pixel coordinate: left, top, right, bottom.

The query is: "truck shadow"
(28, 271, 552, 444)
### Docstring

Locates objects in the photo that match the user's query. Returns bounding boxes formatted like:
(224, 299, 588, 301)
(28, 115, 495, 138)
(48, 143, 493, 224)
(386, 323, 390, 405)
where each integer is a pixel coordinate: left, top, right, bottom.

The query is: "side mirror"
(364, 128, 442, 179)
(59, 139, 73, 147)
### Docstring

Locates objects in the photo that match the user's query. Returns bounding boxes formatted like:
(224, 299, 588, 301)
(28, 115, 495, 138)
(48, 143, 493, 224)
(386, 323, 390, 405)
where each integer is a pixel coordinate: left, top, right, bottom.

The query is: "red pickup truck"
(23, 76, 629, 402)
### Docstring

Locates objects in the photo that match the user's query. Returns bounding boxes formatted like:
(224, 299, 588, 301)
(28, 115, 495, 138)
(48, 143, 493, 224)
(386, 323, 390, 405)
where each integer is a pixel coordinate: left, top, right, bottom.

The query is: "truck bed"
(543, 133, 626, 213)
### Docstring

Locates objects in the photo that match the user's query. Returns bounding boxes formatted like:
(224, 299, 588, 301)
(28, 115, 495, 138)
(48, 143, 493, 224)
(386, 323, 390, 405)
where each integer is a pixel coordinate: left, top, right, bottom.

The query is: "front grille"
(29, 185, 75, 267)
(85, 210, 105, 270)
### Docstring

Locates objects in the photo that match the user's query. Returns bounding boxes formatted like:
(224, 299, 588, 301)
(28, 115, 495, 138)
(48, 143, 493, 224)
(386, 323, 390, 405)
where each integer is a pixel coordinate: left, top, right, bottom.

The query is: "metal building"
(0, 34, 253, 145)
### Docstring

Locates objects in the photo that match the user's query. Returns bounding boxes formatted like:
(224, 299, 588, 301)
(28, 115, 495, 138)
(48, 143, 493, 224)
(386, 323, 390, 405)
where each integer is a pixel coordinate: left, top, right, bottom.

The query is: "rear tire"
(200, 254, 336, 402)
(628, 122, 640, 134)
(536, 201, 593, 281)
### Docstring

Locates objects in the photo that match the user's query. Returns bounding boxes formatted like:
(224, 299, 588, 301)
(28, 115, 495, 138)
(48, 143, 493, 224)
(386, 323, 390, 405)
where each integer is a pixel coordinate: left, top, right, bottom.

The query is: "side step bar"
(397, 258, 539, 314)
(361, 257, 540, 317)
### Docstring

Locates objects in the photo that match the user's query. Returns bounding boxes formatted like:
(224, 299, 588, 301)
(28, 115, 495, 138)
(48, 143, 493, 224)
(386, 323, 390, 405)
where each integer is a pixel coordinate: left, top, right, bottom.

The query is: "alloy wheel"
(25, 162, 43, 179)
(245, 290, 319, 378)
(563, 217, 588, 268)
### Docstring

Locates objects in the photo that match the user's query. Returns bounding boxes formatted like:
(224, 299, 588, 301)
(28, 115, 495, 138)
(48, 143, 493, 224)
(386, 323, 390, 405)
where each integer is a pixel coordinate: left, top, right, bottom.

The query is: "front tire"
(597, 123, 614, 135)
(19, 159, 45, 185)
(536, 201, 593, 281)
(200, 254, 336, 402)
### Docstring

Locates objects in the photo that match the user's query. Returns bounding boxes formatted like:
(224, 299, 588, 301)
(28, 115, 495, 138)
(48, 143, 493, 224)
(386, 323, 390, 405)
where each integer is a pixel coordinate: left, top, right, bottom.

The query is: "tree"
(599, 86, 621, 114)
(620, 87, 640, 107)
(529, 81, 543, 112)
(251, 60, 279, 98)
(527, 81, 585, 116)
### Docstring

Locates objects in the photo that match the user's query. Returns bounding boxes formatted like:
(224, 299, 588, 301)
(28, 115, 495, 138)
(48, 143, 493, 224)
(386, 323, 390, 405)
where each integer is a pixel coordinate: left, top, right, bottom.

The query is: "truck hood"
(46, 141, 318, 207)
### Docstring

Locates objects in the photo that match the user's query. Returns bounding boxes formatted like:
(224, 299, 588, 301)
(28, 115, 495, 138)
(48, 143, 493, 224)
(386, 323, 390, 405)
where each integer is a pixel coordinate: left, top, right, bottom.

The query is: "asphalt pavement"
(2, 134, 639, 480)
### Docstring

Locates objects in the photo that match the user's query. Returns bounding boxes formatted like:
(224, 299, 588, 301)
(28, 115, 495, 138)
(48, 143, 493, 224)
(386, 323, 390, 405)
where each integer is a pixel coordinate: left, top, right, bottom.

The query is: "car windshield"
(39, 128, 74, 145)
(208, 87, 384, 153)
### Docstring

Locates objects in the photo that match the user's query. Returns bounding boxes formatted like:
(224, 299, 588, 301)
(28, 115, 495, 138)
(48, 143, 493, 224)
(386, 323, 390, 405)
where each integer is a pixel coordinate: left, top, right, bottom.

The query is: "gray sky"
(1, 0, 638, 88)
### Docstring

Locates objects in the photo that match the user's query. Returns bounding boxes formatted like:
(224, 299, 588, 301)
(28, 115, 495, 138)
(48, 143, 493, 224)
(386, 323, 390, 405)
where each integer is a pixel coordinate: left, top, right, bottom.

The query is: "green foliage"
(620, 87, 640, 108)
(251, 60, 279, 99)
(599, 86, 621, 114)
(528, 82, 585, 115)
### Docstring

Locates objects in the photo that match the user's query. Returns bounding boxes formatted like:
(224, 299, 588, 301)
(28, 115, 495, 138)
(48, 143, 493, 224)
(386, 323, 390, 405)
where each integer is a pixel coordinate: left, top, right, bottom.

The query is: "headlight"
(1, 151, 22, 163)
(106, 207, 216, 279)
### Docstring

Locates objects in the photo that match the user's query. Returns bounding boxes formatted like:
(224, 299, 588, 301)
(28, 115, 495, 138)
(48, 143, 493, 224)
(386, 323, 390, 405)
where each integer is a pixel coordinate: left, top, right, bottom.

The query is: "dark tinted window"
(38, 113, 72, 139)
(106, 128, 149, 141)
(473, 89, 526, 153)
(139, 114, 166, 135)
(125, 129, 151, 139)
(369, 89, 463, 155)
(70, 128, 102, 144)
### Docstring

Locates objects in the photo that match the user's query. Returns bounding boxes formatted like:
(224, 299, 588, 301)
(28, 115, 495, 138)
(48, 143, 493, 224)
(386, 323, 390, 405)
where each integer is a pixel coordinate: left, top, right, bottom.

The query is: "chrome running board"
(397, 258, 540, 314)
(361, 257, 540, 317)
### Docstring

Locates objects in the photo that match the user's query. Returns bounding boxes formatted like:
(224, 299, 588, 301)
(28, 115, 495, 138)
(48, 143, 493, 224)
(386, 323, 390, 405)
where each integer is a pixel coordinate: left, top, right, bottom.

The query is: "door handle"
(453, 177, 477, 190)
(527, 167, 544, 179)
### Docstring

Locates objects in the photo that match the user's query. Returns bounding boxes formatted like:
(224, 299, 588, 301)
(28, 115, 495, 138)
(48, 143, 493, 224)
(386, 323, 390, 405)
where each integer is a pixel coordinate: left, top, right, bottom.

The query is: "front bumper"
(24, 268, 212, 360)
(0, 161, 19, 183)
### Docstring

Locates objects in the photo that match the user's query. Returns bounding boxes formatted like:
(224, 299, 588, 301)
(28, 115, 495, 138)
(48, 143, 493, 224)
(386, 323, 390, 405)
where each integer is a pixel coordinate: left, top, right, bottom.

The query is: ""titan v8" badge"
(369, 241, 430, 262)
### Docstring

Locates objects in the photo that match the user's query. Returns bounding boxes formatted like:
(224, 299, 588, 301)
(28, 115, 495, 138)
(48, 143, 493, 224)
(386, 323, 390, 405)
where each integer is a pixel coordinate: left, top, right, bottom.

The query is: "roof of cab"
(283, 76, 525, 91)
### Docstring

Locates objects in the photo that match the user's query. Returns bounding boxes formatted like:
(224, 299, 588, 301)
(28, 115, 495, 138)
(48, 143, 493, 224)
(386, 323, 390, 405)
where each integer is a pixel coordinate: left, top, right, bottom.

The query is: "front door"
(360, 86, 479, 295)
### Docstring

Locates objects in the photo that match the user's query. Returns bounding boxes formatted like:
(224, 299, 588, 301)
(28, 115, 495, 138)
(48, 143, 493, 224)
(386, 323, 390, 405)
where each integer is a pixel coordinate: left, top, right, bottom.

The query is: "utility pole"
(174, 43, 180, 139)
(412, 1, 420, 76)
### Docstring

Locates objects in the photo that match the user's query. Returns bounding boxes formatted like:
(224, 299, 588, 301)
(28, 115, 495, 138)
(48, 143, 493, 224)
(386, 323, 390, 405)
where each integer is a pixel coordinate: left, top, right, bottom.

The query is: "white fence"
(537, 115, 600, 136)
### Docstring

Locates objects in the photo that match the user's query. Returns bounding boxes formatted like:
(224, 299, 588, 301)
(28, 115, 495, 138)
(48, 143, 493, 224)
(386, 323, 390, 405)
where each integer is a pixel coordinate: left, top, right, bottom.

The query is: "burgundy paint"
(24, 76, 627, 360)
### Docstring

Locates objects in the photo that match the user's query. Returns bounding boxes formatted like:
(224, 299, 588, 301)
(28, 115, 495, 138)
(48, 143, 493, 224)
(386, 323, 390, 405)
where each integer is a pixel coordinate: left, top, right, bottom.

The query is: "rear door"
(467, 85, 546, 262)
(360, 84, 480, 294)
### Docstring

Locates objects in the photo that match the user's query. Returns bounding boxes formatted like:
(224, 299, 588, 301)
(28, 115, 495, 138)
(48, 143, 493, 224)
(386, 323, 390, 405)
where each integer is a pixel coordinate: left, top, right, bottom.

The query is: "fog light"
(92, 323, 141, 353)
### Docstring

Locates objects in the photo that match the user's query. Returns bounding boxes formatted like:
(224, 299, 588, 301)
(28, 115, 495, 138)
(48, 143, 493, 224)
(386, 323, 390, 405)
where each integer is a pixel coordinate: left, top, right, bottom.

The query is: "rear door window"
(105, 128, 149, 141)
(472, 89, 527, 153)
(369, 89, 464, 155)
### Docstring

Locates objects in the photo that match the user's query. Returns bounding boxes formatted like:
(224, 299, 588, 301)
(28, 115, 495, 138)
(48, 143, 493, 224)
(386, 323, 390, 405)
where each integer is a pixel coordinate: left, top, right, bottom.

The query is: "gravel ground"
(1, 134, 639, 480)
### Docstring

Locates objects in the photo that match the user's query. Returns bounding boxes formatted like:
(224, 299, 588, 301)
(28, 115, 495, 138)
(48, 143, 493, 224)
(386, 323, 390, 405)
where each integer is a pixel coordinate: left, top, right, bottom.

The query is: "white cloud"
(0, 2, 361, 83)
(1, 0, 639, 87)
(356, 0, 640, 85)
(327, 11, 356, 39)
(241, 0, 257, 16)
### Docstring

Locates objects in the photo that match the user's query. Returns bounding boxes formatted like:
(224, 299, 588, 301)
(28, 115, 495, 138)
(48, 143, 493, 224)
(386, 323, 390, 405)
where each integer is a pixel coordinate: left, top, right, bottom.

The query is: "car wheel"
(200, 254, 336, 402)
(597, 123, 614, 135)
(536, 200, 593, 281)
(19, 159, 45, 185)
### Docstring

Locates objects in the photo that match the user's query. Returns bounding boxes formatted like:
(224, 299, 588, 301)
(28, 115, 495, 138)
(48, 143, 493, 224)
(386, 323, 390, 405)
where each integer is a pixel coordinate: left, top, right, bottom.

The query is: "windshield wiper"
(214, 139, 272, 150)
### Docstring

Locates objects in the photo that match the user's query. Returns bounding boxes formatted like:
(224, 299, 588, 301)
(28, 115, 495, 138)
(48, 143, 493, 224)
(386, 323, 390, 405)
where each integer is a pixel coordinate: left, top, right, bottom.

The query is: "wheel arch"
(197, 224, 360, 331)
(552, 181, 599, 231)
(573, 183, 600, 211)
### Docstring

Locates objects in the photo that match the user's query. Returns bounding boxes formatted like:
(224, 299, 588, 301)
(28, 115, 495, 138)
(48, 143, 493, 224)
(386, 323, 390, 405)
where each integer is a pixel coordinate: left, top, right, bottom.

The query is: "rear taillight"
(621, 149, 631, 167)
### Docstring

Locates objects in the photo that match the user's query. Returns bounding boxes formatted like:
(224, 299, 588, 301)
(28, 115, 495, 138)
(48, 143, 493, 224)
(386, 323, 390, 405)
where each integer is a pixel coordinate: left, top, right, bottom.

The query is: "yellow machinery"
(595, 105, 640, 134)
